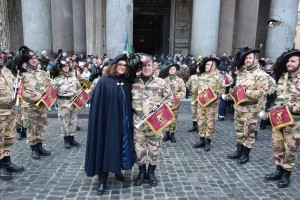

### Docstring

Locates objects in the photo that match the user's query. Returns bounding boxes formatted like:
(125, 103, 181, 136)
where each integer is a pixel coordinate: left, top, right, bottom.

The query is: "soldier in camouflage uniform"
(16, 46, 52, 160)
(192, 57, 225, 152)
(227, 47, 269, 164)
(161, 63, 186, 143)
(152, 59, 160, 77)
(52, 59, 81, 149)
(0, 51, 24, 180)
(132, 55, 172, 187)
(265, 49, 300, 188)
(186, 63, 200, 132)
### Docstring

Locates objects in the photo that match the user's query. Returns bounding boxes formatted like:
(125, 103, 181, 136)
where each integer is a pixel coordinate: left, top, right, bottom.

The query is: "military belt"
(58, 96, 72, 100)
(0, 104, 12, 109)
(239, 101, 258, 106)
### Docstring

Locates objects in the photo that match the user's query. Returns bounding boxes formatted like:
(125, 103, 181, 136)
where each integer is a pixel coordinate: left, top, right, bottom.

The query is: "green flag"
(124, 32, 131, 54)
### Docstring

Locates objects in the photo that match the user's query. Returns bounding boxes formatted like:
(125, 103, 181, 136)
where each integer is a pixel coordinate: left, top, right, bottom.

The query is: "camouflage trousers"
(134, 128, 162, 166)
(272, 116, 300, 171)
(197, 101, 219, 139)
(15, 108, 23, 128)
(234, 104, 259, 148)
(165, 107, 179, 133)
(191, 102, 197, 122)
(0, 109, 16, 159)
(57, 99, 78, 137)
(23, 106, 47, 145)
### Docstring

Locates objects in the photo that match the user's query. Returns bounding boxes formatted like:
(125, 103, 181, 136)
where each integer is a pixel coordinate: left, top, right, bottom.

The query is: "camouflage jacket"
(0, 66, 15, 113)
(52, 71, 81, 97)
(153, 69, 160, 78)
(164, 75, 186, 100)
(258, 71, 277, 110)
(236, 66, 269, 103)
(186, 73, 200, 96)
(21, 66, 51, 108)
(132, 76, 172, 131)
(275, 72, 300, 114)
(197, 71, 225, 104)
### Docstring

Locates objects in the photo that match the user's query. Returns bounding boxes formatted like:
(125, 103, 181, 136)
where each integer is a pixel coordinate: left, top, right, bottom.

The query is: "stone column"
(51, 0, 74, 55)
(73, 0, 86, 54)
(233, 0, 259, 54)
(265, 0, 299, 61)
(85, 0, 105, 56)
(191, 0, 221, 57)
(21, 0, 52, 55)
(217, 0, 236, 56)
(106, 0, 133, 58)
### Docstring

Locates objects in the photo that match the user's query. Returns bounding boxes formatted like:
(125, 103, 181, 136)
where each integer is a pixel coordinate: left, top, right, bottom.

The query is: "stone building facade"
(0, 0, 299, 61)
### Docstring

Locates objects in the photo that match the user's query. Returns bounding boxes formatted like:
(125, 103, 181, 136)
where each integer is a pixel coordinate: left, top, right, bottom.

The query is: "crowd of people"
(0, 45, 299, 196)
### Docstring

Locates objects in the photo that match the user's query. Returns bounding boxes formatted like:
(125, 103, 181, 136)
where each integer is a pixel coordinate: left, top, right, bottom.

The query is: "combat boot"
(37, 142, 51, 156)
(3, 156, 24, 173)
(170, 133, 176, 143)
(98, 172, 108, 195)
(255, 131, 258, 140)
(265, 165, 283, 181)
(260, 120, 266, 130)
(16, 128, 23, 140)
(134, 164, 147, 186)
(278, 169, 291, 188)
(227, 143, 243, 159)
(69, 136, 80, 147)
(115, 173, 125, 182)
(162, 131, 170, 142)
(0, 159, 12, 180)
(193, 137, 205, 148)
(31, 144, 40, 160)
(237, 146, 251, 164)
(187, 121, 198, 132)
(64, 136, 71, 149)
(148, 164, 158, 187)
(22, 128, 27, 137)
(204, 138, 211, 152)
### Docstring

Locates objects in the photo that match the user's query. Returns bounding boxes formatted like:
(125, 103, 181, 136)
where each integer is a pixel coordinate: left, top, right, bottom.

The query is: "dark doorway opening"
(133, 0, 170, 56)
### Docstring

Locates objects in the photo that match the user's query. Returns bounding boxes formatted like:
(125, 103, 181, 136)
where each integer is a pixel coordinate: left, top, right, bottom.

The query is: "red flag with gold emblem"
(224, 76, 231, 86)
(197, 87, 217, 107)
(171, 94, 179, 109)
(145, 104, 175, 134)
(229, 85, 247, 106)
(40, 85, 57, 109)
(269, 105, 294, 129)
(72, 89, 89, 109)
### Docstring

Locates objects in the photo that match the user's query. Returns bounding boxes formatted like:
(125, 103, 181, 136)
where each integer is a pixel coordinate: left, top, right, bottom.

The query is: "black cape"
(85, 76, 135, 177)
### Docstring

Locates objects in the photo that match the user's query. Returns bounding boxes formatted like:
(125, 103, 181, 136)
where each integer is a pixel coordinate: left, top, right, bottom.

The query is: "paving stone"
(0, 101, 299, 199)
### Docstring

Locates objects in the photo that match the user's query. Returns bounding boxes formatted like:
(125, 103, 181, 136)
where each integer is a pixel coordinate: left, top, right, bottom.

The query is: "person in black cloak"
(85, 53, 136, 195)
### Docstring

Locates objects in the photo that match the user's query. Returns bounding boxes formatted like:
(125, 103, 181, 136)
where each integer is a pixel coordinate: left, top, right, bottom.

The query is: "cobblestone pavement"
(0, 101, 299, 200)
